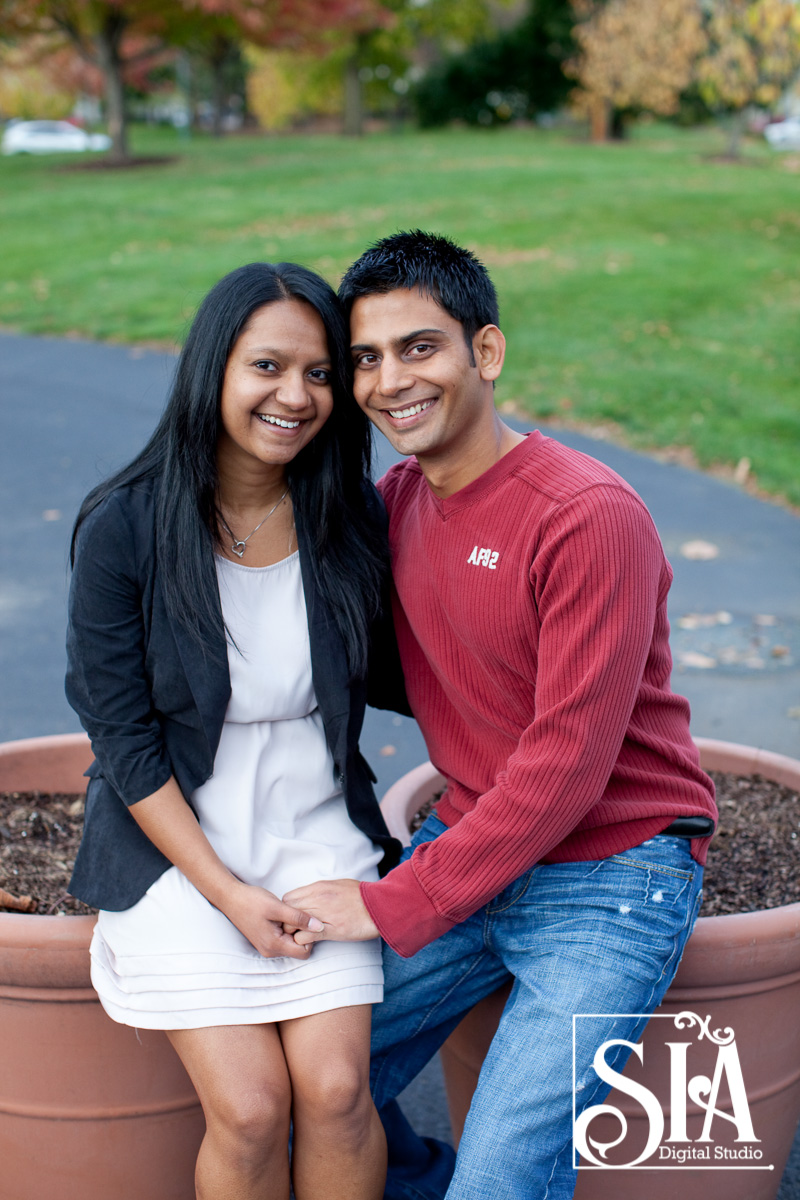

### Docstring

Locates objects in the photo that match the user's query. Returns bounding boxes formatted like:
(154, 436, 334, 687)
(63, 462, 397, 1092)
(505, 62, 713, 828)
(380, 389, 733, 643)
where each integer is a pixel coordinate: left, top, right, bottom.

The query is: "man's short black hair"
(339, 230, 499, 351)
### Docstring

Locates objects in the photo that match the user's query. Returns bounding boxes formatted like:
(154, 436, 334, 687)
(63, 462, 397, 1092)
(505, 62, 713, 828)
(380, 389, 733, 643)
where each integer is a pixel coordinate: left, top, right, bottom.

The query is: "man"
(286, 231, 716, 1199)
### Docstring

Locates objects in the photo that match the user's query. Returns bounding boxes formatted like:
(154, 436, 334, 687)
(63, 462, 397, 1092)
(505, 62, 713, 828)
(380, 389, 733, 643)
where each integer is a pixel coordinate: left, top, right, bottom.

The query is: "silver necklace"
(217, 488, 288, 558)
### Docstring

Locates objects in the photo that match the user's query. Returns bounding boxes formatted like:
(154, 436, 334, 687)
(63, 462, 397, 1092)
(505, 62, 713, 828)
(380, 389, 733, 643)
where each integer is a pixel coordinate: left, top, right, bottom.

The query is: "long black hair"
(71, 262, 387, 679)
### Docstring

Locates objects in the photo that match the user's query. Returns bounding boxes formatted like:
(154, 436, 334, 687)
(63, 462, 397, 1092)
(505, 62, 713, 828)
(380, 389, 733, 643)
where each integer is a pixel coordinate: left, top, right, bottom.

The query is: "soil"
(56, 155, 179, 171)
(408, 770, 800, 919)
(0, 792, 94, 915)
(0, 771, 798, 917)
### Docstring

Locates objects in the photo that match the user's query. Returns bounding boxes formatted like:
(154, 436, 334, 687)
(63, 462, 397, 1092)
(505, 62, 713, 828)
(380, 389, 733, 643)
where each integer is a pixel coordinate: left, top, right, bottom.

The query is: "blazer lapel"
(166, 575, 231, 762)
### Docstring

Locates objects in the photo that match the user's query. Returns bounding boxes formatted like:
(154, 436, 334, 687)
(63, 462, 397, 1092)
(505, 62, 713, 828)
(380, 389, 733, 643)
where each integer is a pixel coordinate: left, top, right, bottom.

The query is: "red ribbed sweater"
(360, 433, 716, 959)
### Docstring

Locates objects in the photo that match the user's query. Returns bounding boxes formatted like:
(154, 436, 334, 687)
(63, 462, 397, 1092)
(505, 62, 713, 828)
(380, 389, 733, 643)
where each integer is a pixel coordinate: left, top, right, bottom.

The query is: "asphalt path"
(1, 331, 799, 1183)
(1, 331, 797, 769)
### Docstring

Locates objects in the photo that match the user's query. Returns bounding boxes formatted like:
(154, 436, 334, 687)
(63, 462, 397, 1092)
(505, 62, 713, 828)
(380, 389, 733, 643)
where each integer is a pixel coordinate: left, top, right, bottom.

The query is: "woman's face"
(218, 299, 334, 475)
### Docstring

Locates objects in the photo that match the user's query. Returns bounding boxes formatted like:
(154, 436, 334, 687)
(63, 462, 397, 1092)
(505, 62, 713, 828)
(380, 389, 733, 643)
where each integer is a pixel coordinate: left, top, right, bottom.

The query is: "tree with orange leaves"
(697, 0, 800, 156)
(566, 0, 708, 141)
(0, 0, 384, 159)
(0, 0, 171, 160)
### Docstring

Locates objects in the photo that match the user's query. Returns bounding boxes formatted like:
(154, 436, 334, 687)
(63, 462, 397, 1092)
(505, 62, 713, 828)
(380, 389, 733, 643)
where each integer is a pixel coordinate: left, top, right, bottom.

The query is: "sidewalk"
(1, 331, 798, 1193)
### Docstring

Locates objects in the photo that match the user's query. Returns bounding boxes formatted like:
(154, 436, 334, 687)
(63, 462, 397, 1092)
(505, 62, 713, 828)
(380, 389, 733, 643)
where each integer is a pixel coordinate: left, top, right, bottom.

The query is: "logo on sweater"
(467, 545, 499, 570)
(572, 1011, 768, 1172)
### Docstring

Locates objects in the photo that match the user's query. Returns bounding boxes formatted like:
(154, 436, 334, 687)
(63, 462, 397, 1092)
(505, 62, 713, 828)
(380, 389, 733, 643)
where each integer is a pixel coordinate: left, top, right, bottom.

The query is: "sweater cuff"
(360, 861, 456, 958)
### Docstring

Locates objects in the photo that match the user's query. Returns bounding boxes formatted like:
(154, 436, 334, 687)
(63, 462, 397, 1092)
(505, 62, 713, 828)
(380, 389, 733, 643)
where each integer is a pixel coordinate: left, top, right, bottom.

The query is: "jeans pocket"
(399, 812, 448, 864)
(608, 835, 697, 881)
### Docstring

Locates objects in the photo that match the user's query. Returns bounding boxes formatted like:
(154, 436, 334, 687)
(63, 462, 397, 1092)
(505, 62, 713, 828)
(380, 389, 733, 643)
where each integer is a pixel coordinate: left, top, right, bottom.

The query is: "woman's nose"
(276, 371, 311, 410)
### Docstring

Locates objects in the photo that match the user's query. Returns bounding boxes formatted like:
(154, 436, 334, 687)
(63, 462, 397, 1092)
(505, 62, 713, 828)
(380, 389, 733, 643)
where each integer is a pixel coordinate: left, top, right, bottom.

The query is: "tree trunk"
(726, 109, 745, 159)
(343, 52, 363, 137)
(94, 12, 128, 162)
(175, 51, 194, 134)
(589, 93, 611, 143)
(209, 36, 229, 137)
(343, 31, 372, 137)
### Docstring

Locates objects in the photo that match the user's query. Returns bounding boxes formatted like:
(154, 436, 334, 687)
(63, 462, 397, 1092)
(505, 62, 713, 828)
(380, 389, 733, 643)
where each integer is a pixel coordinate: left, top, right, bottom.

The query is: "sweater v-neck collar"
(424, 429, 544, 519)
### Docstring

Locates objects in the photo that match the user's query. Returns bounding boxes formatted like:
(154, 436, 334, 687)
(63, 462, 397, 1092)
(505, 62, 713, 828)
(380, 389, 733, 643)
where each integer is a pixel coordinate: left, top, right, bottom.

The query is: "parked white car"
(1, 120, 112, 156)
(764, 118, 800, 150)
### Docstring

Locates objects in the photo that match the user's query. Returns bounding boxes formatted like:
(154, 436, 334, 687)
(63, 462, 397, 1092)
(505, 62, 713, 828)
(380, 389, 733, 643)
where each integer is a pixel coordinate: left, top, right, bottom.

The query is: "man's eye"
(409, 343, 432, 356)
(354, 353, 378, 367)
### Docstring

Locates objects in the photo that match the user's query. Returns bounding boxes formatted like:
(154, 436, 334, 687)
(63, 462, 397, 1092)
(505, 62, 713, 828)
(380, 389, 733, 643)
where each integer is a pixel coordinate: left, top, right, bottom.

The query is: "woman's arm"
(68, 492, 319, 957)
(130, 777, 322, 960)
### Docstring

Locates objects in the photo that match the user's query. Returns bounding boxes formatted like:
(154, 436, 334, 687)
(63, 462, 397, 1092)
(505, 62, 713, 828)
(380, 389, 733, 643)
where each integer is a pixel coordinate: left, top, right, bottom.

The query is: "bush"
(413, 0, 574, 128)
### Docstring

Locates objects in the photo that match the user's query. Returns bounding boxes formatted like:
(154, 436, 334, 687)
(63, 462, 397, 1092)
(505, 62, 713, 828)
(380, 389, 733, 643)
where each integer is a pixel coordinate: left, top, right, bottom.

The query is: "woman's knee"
(293, 1058, 372, 1128)
(205, 1078, 292, 1162)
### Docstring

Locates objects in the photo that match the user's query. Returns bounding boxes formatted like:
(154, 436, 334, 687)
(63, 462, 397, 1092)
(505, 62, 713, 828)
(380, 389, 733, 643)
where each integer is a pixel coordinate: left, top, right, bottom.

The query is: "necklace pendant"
(231, 540, 246, 558)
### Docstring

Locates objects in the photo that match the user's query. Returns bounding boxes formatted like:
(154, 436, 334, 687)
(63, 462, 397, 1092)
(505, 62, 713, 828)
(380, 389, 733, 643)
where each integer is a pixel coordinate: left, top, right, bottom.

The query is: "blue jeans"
(372, 814, 704, 1200)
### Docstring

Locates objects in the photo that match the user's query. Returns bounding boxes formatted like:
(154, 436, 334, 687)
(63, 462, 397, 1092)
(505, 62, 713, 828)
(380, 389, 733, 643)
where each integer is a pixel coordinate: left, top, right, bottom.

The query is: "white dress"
(90, 551, 383, 1030)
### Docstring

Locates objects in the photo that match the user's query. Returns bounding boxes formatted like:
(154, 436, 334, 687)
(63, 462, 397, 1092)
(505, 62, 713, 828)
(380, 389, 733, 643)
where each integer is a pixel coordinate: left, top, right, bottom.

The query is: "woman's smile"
(218, 298, 334, 474)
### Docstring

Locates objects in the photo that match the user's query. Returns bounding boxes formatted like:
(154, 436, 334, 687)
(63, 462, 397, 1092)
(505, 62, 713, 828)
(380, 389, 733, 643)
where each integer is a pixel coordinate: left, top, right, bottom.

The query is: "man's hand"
(282, 878, 379, 945)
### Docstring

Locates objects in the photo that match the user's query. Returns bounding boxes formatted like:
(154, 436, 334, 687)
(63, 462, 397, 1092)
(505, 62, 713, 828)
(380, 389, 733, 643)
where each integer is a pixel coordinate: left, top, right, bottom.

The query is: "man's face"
(349, 288, 489, 461)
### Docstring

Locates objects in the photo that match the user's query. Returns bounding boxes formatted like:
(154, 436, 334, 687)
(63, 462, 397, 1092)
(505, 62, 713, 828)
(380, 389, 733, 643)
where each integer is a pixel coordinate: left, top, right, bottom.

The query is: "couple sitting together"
(66, 231, 717, 1200)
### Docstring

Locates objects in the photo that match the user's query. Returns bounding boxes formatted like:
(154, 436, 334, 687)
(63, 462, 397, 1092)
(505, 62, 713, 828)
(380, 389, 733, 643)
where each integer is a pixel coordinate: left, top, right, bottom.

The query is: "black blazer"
(66, 476, 403, 911)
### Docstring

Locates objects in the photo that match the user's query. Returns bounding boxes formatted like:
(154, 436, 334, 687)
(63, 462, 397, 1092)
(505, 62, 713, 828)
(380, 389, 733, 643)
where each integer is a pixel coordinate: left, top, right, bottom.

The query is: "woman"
(66, 262, 402, 1200)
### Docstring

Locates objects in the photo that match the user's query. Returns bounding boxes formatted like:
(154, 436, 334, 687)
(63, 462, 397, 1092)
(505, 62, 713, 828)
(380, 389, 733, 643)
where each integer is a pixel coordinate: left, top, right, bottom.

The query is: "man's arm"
(287, 486, 668, 956)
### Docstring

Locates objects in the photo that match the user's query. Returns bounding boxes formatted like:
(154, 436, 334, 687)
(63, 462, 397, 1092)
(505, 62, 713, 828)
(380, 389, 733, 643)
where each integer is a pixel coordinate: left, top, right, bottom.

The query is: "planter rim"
(693, 736, 800, 788)
(2, 733, 798, 946)
(0, 732, 90, 757)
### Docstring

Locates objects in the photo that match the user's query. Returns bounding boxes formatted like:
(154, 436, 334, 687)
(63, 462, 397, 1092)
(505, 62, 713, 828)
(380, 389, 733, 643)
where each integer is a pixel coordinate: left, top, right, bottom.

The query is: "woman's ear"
(473, 325, 506, 382)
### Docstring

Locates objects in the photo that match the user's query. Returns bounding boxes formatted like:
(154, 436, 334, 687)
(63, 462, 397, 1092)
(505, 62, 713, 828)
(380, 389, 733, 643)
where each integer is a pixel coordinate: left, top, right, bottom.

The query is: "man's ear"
(473, 325, 506, 382)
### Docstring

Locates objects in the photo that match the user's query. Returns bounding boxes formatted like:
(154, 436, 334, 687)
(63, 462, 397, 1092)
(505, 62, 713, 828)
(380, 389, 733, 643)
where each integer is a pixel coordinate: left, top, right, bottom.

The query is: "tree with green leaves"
(697, 0, 800, 157)
(171, 0, 383, 137)
(412, 0, 574, 128)
(338, 0, 520, 135)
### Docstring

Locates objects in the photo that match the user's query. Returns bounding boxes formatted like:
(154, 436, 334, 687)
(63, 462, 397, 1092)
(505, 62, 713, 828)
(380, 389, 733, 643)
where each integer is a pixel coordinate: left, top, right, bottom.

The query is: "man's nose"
(377, 356, 413, 397)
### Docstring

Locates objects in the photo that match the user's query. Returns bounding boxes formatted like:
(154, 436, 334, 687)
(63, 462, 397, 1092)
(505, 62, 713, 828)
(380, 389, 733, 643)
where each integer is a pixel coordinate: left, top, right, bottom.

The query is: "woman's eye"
(308, 368, 330, 383)
(254, 360, 278, 371)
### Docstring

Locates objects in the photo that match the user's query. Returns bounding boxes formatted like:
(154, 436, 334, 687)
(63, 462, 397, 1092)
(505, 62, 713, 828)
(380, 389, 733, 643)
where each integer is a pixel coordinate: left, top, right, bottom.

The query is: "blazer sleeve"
(65, 493, 172, 806)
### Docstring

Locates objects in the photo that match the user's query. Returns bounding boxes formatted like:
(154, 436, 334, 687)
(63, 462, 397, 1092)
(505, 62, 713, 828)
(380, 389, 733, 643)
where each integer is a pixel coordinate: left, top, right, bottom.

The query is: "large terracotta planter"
(380, 739, 800, 1199)
(0, 734, 204, 1200)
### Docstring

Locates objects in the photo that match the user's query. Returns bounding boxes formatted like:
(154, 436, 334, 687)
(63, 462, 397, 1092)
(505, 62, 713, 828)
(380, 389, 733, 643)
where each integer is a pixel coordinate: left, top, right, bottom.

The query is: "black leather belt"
(657, 816, 715, 838)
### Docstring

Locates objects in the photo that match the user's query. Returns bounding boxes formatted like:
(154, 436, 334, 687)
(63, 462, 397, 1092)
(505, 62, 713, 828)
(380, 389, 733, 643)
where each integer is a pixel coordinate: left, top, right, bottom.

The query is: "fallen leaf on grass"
(678, 651, 717, 669)
(680, 540, 719, 560)
(678, 611, 733, 629)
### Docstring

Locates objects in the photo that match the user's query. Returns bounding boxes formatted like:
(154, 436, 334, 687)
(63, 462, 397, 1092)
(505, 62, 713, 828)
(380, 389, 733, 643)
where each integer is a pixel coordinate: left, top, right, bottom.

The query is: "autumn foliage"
(697, 0, 800, 112)
(567, 0, 707, 140)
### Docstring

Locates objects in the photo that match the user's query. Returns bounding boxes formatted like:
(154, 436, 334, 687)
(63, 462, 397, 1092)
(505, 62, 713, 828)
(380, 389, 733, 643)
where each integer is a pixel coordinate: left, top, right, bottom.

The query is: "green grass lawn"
(1, 122, 798, 505)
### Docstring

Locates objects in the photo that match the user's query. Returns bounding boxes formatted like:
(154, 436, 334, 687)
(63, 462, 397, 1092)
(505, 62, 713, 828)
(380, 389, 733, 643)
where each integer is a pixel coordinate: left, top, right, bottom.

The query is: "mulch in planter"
(409, 770, 799, 919)
(0, 792, 94, 915)
(0, 772, 798, 917)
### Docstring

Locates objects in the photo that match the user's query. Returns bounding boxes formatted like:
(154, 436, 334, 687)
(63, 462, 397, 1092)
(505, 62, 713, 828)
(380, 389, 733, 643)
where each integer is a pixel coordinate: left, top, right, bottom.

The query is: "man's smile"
(382, 398, 437, 426)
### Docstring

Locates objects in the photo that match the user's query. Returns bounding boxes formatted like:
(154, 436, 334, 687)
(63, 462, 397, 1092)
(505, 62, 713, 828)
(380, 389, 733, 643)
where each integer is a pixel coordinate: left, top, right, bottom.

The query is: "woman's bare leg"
(168, 1024, 292, 1200)
(279, 1005, 386, 1200)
